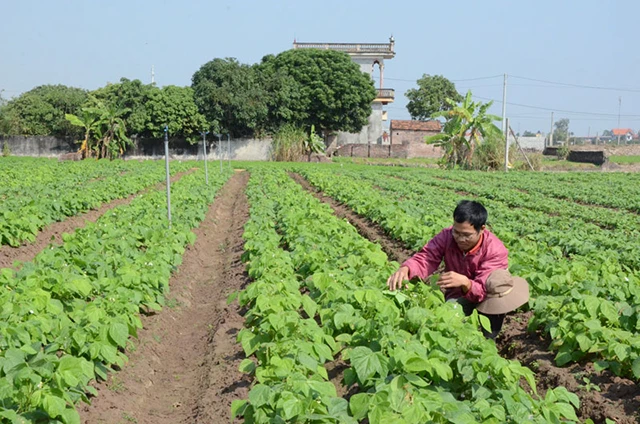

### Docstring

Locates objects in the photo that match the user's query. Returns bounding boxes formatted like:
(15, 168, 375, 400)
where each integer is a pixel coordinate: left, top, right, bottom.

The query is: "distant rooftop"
(391, 120, 442, 132)
(612, 128, 635, 135)
(292, 36, 395, 57)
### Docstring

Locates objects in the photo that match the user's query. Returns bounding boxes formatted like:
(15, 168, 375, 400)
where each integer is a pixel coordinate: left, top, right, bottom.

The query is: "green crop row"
(295, 165, 640, 380)
(0, 160, 193, 247)
(0, 166, 232, 423)
(233, 166, 578, 423)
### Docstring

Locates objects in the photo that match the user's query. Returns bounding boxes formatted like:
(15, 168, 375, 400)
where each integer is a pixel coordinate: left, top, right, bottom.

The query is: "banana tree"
(65, 109, 101, 158)
(426, 91, 501, 169)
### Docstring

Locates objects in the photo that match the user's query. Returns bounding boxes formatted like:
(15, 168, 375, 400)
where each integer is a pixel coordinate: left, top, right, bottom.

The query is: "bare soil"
(498, 312, 640, 424)
(290, 172, 640, 424)
(78, 171, 251, 424)
(0, 171, 193, 270)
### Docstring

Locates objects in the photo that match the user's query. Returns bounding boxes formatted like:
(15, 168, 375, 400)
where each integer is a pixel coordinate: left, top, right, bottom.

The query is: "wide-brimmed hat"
(476, 269, 530, 315)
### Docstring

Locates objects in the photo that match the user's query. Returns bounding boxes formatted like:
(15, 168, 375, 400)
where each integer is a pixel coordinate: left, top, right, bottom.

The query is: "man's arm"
(387, 230, 447, 290)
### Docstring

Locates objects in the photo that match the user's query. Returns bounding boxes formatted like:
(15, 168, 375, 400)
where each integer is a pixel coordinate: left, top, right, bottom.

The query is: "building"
(612, 128, 636, 143)
(292, 37, 395, 148)
(390, 120, 442, 145)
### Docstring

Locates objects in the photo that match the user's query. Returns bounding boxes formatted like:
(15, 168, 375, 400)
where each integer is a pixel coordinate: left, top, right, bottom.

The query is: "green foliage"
(260, 49, 376, 135)
(91, 78, 206, 141)
(556, 144, 570, 160)
(0, 85, 87, 137)
(405, 74, 462, 120)
(270, 124, 306, 161)
(553, 118, 570, 143)
(191, 58, 268, 138)
(427, 91, 502, 169)
(2, 141, 10, 157)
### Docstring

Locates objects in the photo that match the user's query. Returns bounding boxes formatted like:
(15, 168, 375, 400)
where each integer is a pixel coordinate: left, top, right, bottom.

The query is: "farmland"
(1, 157, 639, 423)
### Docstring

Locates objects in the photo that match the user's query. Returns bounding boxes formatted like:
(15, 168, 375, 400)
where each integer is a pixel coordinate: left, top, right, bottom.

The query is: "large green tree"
(261, 49, 376, 135)
(405, 74, 462, 121)
(0, 85, 87, 137)
(553, 118, 570, 143)
(91, 78, 206, 140)
(191, 58, 268, 137)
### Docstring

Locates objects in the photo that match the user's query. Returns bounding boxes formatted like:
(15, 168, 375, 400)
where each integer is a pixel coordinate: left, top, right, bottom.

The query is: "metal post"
(202, 131, 209, 185)
(504, 117, 510, 172)
(214, 133, 222, 173)
(227, 134, 231, 168)
(501, 74, 508, 134)
(163, 126, 172, 228)
(617, 96, 622, 145)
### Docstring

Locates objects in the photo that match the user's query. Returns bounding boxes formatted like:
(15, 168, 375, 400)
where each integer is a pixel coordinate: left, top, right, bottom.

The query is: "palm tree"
(426, 91, 502, 169)
(65, 109, 101, 158)
(66, 101, 131, 159)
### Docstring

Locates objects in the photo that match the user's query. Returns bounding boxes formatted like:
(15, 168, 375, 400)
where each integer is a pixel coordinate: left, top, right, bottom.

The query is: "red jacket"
(402, 227, 508, 303)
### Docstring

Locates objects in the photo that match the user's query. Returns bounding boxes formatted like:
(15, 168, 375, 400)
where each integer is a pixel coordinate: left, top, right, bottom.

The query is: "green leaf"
(60, 407, 81, 424)
(108, 322, 129, 348)
(632, 358, 640, 379)
(231, 399, 248, 420)
(43, 394, 66, 419)
(301, 295, 318, 318)
(349, 346, 388, 383)
(239, 359, 256, 374)
(248, 384, 272, 408)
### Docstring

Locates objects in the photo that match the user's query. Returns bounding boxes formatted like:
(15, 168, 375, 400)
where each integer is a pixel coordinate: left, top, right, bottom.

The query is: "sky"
(1, 0, 639, 136)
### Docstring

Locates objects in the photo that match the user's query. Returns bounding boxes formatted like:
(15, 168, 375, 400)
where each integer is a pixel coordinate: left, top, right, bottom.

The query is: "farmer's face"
(452, 221, 484, 251)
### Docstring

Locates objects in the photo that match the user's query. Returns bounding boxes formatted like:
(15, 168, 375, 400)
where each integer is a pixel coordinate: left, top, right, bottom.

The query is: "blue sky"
(1, 0, 638, 135)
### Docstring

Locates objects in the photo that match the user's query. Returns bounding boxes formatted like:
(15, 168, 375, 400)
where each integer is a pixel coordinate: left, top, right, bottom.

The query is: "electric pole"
(617, 96, 622, 145)
(549, 112, 554, 148)
(501, 74, 508, 134)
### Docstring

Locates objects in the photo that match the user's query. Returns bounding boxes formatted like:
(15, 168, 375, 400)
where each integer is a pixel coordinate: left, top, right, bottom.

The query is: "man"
(386, 200, 528, 338)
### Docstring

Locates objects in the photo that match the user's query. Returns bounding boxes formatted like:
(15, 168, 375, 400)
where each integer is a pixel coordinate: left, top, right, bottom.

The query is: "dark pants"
(452, 297, 505, 340)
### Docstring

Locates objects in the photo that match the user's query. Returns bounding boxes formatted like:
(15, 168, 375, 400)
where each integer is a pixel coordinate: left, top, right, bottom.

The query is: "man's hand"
(387, 266, 410, 291)
(437, 272, 471, 292)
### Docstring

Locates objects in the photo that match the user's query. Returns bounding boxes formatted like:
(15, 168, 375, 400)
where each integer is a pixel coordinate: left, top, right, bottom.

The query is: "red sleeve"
(463, 244, 509, 303)
(401, 229, 447, 281)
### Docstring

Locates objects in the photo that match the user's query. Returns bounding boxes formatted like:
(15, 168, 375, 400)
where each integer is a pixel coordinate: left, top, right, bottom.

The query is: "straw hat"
(476, 269, 530, 315)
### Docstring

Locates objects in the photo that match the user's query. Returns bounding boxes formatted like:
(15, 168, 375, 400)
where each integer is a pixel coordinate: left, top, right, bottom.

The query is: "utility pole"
(151, 65, 155, 84)
(501, 74, 508, 134)
(201, 131, 209, 185)
(549, 112, 554, 147)
(163, 125, 172, 229)
(617, 96, 622, 145)
(504, 117, 510, 172)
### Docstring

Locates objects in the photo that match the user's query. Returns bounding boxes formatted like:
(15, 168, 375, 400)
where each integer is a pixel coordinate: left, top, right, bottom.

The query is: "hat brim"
(476, 276, 530, 315)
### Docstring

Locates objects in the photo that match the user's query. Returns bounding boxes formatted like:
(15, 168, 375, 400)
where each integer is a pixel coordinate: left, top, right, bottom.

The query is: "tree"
(405, 75, 463, 121)
(65, 100, 131, 159)
(260, 49, 377, 135)
(522, 130, 536, 137)
(602, 129, 613, 137)
(142, 85, 207, 141)
(427, 91, 502, 169)
(0, 85, 87, 137)
(91, 78, 154, 136)
(553, 118, 570, 143)
(191, 58, 269, 138)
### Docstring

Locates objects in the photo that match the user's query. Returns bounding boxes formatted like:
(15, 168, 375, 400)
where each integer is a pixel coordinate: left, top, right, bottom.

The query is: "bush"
(2, 142, 10, 157)
(557, 145, 570, 160)
(471, 137, 515, 170)
(271, 125, 306, 161)
(514, 153, 542, 171)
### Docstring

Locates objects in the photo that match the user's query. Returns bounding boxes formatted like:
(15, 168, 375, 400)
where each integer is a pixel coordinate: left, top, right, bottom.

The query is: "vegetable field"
(1, 157, 639, 423)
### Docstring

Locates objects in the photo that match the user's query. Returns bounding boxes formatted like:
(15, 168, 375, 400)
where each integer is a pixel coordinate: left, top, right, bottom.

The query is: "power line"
(510, 75, 640, 93)
(472, 95, 640, 118)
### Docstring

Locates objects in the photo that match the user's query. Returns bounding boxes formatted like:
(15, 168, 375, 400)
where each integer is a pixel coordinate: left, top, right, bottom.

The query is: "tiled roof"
(612, 128, 635, 136)
(390, 120, 442, 131)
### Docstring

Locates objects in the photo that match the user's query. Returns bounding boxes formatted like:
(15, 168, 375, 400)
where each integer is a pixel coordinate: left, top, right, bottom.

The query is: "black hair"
(453, 200, 487, 231)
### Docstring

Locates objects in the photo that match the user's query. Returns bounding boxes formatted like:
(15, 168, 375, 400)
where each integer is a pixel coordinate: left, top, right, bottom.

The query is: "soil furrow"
(289, 172, 413, 263)
(78, 170, 250, 424)
(0, 170, 193, 270)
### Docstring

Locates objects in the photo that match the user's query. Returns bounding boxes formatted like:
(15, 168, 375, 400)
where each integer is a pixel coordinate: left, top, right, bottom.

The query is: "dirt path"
(289, 172, 413, 263)
(78, 171, 250, 424)
(290, 172, 639, 424)
(0, 171, 192, 270)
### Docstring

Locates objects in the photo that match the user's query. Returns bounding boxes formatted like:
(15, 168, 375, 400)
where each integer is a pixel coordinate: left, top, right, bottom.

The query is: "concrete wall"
(543, 146, 607, 165)
(0, 135, 273, 161)
(512, 135, 545, 151)
(336, 103, 384, 146)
